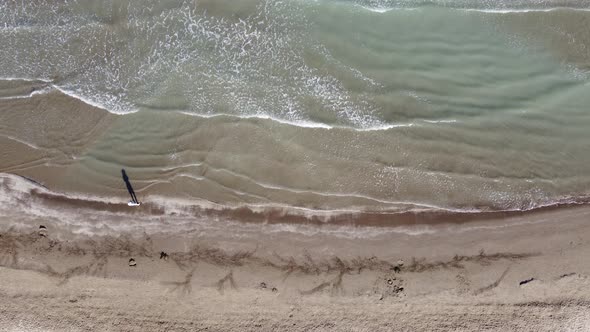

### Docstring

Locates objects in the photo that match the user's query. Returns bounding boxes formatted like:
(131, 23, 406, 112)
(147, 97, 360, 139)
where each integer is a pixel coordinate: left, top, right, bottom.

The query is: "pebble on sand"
(129, 258, 137, 267)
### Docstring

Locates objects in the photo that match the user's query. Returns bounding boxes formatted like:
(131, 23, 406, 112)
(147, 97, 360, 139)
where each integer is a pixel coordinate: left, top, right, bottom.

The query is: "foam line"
(0, 77, 52, 83)
(0, 87, 54, 100)
(0, 78, 442, 132)
(0, 135, 40, 149)
(356, 5, 590, 14)
(51, 85, 139, 115)
(461, 7, 590, 13)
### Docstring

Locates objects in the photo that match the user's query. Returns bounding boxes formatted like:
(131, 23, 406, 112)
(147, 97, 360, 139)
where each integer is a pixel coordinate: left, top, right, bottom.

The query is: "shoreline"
(12, 172, 590, 229)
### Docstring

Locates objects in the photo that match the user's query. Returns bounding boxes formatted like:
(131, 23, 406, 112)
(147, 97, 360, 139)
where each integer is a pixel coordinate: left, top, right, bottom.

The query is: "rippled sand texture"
(1, 1, 590, 216)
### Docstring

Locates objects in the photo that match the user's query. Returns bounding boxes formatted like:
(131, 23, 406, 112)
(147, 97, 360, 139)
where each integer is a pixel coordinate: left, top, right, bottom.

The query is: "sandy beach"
(1, 193, 590, 331)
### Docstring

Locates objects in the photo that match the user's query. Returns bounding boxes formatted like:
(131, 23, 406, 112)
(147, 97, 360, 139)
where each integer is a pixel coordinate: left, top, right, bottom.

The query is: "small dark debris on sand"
(259, 282, 267, 289)
(559, 273, 576, 279)
(373, 275, 404, 299)
(129, 258, 137, 267)
(390, 285, 403, 294)
(160, 252, 168, 260)
(271, 287, 278, 293)
(38, 225, 47, 237)
(519, 278, 535, 286)
(391, 260, 404, 273)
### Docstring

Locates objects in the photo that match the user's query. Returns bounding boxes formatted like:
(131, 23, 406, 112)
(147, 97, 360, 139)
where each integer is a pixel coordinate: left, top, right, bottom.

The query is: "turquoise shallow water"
(0, 0, 590, 215)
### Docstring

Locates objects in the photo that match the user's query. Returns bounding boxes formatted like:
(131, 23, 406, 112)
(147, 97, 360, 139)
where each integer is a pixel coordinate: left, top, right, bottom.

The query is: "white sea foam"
(355, 5, 590, 14)
(178, 111, 421, 131)
(462, 7, 590, 14)
(52, 85, 139, 115)
(356, 123, 416, 130)
(422, 119, 458, 124)
(355, 5, 420, 13)
(179, 111, 334, 129)
(0, 80, 426, 131)
(0, 77, 436, 132)
(0, 76, 135, 114)
(0, 86, 54, 100)
(0, 77, 52, 83)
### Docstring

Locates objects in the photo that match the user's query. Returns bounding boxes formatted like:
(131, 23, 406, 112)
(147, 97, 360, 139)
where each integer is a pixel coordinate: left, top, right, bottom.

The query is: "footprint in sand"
(456, 273, 471, 294)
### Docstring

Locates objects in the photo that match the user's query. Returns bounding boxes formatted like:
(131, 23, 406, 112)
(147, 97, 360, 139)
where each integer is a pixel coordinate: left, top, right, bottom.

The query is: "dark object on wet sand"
(519, 278, 535, 285)
(260, 282, 267, 289)
(559, 272, 576, 279)
(160, 252, 168, 260)
(38, 225, 47, 237)
(271, 287, 278, 293)
(129, 258, 137, 267)
(121, 169, 139, 204)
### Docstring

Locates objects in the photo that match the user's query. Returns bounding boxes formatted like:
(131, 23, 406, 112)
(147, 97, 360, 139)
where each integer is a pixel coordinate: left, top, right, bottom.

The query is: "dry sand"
(1, 203, 590, 331)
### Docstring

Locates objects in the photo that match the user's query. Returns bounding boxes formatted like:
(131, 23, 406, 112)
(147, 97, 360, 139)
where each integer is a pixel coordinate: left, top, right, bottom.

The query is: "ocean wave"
(52, 85, 138, 115)
(0, 77, 53, 83)
(0, 77, 132, 114)
(355, 5, 416, 13)
(461, 7, 590, 13)
(3, 1, 587, 131)
(0, 1, 396, 128)
(337, 0, 590, 12)
(0, 76, 451, 131)
(177, 111, 429, 130)
(178, 111, 334, 129)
